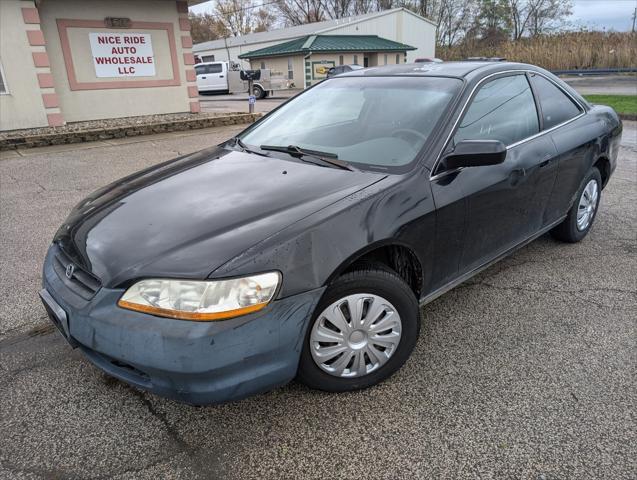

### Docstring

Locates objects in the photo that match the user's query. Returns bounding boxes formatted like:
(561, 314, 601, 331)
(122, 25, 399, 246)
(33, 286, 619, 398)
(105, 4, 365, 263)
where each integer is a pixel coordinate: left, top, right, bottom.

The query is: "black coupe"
(41, 62, 622, 404)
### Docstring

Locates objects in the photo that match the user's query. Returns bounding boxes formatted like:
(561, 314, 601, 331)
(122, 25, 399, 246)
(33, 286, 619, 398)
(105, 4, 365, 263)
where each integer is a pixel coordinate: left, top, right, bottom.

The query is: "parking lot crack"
(129, 388, 193, 453)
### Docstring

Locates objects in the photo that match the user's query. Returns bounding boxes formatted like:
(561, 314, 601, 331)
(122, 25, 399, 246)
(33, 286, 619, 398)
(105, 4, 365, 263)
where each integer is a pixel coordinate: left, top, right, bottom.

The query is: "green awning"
(238, 35, 416, 60)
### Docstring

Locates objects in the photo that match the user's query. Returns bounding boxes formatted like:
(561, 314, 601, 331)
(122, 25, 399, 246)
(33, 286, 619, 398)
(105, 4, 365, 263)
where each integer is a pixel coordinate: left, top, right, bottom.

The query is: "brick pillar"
(176, 1, 199, 114)
(22, 2, 64, 127)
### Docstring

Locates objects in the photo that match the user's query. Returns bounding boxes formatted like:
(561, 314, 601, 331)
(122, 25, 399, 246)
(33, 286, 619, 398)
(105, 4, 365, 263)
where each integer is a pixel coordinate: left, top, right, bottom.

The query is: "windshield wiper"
(260, 144, 354, 171)
(231, 137, 270, 157)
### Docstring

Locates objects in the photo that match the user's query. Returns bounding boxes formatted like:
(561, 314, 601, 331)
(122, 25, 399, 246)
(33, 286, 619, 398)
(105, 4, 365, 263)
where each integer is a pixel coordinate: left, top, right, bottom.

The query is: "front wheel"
(551, 166, 602, 243)
(252, 85, 265, 99)
(297, 265, 420, 392)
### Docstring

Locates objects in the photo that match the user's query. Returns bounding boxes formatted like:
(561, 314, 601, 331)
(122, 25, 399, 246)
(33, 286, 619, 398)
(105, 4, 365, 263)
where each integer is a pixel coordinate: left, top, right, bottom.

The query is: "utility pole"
(632, 6, 636, 33)
(224, 36, 231, 63)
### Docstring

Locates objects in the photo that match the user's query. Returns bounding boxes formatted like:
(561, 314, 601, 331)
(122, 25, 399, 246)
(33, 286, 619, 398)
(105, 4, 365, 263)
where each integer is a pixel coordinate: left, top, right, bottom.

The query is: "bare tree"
(253, 7, 277, 31)
(322, 0, 354, 19)
(188, 12, 228, 43)
(528, 0, 572, 35)
(508, 0, 572, 39)
(437, 0, 476, 47)
(215, 0, 255, 36)
(274, 0, 328, 25)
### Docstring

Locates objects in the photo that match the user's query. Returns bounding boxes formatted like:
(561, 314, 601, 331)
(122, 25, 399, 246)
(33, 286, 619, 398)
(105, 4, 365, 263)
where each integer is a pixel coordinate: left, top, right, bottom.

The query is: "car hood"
(54, 146, 385, 287)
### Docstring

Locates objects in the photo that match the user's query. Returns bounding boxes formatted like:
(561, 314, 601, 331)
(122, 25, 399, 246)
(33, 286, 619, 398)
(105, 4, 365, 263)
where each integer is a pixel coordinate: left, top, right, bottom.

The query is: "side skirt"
(419, 216, 567, 306)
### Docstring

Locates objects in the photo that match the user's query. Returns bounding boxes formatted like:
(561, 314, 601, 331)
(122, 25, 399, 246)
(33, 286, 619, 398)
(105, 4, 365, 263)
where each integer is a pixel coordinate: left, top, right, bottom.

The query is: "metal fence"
(552, 68, 637, 76)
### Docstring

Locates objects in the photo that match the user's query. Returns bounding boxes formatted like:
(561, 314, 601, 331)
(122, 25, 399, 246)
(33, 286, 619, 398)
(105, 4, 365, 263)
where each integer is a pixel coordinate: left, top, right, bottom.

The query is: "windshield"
(239, 76, 462, 171)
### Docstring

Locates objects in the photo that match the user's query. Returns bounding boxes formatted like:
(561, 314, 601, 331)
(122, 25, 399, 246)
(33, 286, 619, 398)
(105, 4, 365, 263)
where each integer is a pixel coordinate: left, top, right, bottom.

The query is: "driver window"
(454, 74, 539, 147)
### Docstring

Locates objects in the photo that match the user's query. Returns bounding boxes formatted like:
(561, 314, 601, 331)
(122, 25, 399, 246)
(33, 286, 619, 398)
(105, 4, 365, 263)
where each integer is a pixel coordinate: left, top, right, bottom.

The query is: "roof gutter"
(239, 46, 415, 60)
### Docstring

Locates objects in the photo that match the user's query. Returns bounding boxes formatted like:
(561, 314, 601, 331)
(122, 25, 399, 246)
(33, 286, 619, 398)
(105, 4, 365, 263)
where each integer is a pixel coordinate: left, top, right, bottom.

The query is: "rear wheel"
(551, 166, 602, 243)
(297, 265, 420, 392)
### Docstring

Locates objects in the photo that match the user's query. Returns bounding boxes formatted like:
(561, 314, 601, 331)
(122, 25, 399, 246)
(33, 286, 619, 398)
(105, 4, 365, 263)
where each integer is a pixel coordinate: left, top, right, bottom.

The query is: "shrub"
(438, 31, 636, 70)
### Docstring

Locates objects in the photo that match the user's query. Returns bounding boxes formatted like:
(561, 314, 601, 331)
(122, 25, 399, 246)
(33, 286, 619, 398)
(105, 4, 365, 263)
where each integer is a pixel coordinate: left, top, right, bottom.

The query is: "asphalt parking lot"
(562, 74, 636, 96)
(199, 89, 299, 114)
(1, 122, 635, 479)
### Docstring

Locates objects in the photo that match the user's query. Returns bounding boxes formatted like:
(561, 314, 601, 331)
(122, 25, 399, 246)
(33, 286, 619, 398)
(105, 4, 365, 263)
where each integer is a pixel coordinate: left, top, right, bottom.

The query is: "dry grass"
(438, 31, 637, 70)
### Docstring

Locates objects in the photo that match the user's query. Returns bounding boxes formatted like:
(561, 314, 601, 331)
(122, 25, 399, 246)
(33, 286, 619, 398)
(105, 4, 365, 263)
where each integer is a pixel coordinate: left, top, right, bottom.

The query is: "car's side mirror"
(442, 140, 507, 169)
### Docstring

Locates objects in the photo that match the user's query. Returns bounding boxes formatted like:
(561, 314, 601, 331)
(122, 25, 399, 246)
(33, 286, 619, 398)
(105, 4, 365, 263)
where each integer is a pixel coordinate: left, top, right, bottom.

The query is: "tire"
(297, 265, 420, 392)
(252, 85, 265, 99)
(551, 166, 602, 243)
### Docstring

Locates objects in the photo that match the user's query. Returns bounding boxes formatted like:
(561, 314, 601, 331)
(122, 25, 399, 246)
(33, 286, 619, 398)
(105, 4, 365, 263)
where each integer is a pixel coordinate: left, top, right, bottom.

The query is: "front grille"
(52, 247, 101, 300)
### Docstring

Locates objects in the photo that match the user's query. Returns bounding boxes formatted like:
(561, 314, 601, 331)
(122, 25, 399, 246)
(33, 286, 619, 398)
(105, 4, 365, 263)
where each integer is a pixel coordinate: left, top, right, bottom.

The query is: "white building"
(193, 7, 437, 69)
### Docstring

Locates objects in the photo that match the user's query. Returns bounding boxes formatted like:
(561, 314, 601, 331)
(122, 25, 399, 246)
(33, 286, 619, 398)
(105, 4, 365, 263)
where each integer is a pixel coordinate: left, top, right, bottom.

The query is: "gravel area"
(0, 112, 233, 140)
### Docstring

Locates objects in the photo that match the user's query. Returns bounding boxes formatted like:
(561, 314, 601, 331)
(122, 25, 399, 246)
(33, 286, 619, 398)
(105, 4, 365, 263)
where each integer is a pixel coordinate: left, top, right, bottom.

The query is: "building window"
(201, 55, 215, 62)
(384, 54, 388, 65)
(260, 61, 265, 69)
(288, 57, 293, 79)
(353, 55, 358, 65)
(396, 54, 400, 64)
(339, 55, 344, 66)
(0, 60, 7, 94)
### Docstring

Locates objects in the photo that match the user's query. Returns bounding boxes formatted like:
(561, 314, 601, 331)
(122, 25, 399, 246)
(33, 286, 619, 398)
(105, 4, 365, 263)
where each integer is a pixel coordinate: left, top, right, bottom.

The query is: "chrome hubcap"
(577, 179, 599, 231)
(309, 293, 402, 378)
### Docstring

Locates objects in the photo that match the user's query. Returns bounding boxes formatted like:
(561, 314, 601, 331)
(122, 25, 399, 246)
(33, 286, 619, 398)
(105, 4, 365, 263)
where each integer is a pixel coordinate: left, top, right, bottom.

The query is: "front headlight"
(117, 272, 280, 321)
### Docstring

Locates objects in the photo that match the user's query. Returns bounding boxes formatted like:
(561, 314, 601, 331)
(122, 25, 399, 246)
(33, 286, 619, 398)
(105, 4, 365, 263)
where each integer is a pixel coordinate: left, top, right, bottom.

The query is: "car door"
(527, 72, 587, 224)
(207, 62, 226, 91)
(429, 73, 558, 287)
(195, 64, 209, 91)
(196, 63, 218, 91)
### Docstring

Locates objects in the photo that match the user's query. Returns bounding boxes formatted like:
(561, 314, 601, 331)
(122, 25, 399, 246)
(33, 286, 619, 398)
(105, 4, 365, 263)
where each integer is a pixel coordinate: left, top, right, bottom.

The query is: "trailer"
(195, 61, 291, 99)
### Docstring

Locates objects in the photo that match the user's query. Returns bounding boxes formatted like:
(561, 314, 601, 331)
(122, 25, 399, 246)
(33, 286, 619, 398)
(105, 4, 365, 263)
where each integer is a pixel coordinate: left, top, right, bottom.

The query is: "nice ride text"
(95, 34, 152, 75)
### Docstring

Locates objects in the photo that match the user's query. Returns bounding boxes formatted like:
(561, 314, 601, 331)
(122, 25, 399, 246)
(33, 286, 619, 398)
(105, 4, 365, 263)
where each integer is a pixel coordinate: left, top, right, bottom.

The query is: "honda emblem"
(65, 264, 75, 279)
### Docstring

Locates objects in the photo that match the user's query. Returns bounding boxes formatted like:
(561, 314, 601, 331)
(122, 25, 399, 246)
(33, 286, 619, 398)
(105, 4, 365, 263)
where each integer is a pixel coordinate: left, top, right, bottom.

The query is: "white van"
(195, 61, 291, 98)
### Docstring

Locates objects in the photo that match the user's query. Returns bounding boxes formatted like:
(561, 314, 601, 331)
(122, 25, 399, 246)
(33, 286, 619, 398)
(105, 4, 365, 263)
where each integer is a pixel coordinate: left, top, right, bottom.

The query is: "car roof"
(338, 61, 543, 79)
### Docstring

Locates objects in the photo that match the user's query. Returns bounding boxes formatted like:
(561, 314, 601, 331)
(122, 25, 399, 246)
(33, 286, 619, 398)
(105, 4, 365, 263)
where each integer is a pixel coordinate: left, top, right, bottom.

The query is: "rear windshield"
(240, 76, 462, 172)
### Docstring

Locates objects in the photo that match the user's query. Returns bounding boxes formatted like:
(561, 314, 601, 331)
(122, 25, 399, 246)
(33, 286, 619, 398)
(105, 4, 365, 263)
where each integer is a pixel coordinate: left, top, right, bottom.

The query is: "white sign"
(89, 32, 155, 78)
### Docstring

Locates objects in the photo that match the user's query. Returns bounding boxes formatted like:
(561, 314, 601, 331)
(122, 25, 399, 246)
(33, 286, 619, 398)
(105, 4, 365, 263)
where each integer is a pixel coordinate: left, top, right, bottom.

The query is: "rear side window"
(529, 73, 582, 129)
(454, 74, 539, 146)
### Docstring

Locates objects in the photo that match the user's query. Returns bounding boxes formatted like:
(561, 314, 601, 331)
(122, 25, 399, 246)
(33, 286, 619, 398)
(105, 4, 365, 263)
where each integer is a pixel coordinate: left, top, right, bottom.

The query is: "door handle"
(509, 168, 526, 186)
(539, 153, 553, 168)
(201, 76, 206, 79)
(220, 75, 224, 78)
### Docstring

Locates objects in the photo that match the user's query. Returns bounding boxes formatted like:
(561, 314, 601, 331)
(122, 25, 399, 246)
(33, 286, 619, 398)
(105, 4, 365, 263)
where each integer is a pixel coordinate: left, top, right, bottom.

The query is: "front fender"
(211, 170, 437, 299)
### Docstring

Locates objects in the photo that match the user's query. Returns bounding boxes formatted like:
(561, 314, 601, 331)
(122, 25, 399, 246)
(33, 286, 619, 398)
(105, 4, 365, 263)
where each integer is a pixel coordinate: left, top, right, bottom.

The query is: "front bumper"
(41, 245, 325, 405)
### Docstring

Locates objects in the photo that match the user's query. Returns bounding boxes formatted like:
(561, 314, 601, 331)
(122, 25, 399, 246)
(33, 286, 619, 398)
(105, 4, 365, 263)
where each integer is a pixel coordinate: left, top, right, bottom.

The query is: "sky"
(571, 0, 636, 31)
(190, 0, 637, 32)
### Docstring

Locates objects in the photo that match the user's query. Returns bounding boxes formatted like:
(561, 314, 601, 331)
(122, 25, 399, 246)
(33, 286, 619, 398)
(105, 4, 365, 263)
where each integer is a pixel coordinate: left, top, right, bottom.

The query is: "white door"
(196, 63, 227, 92)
